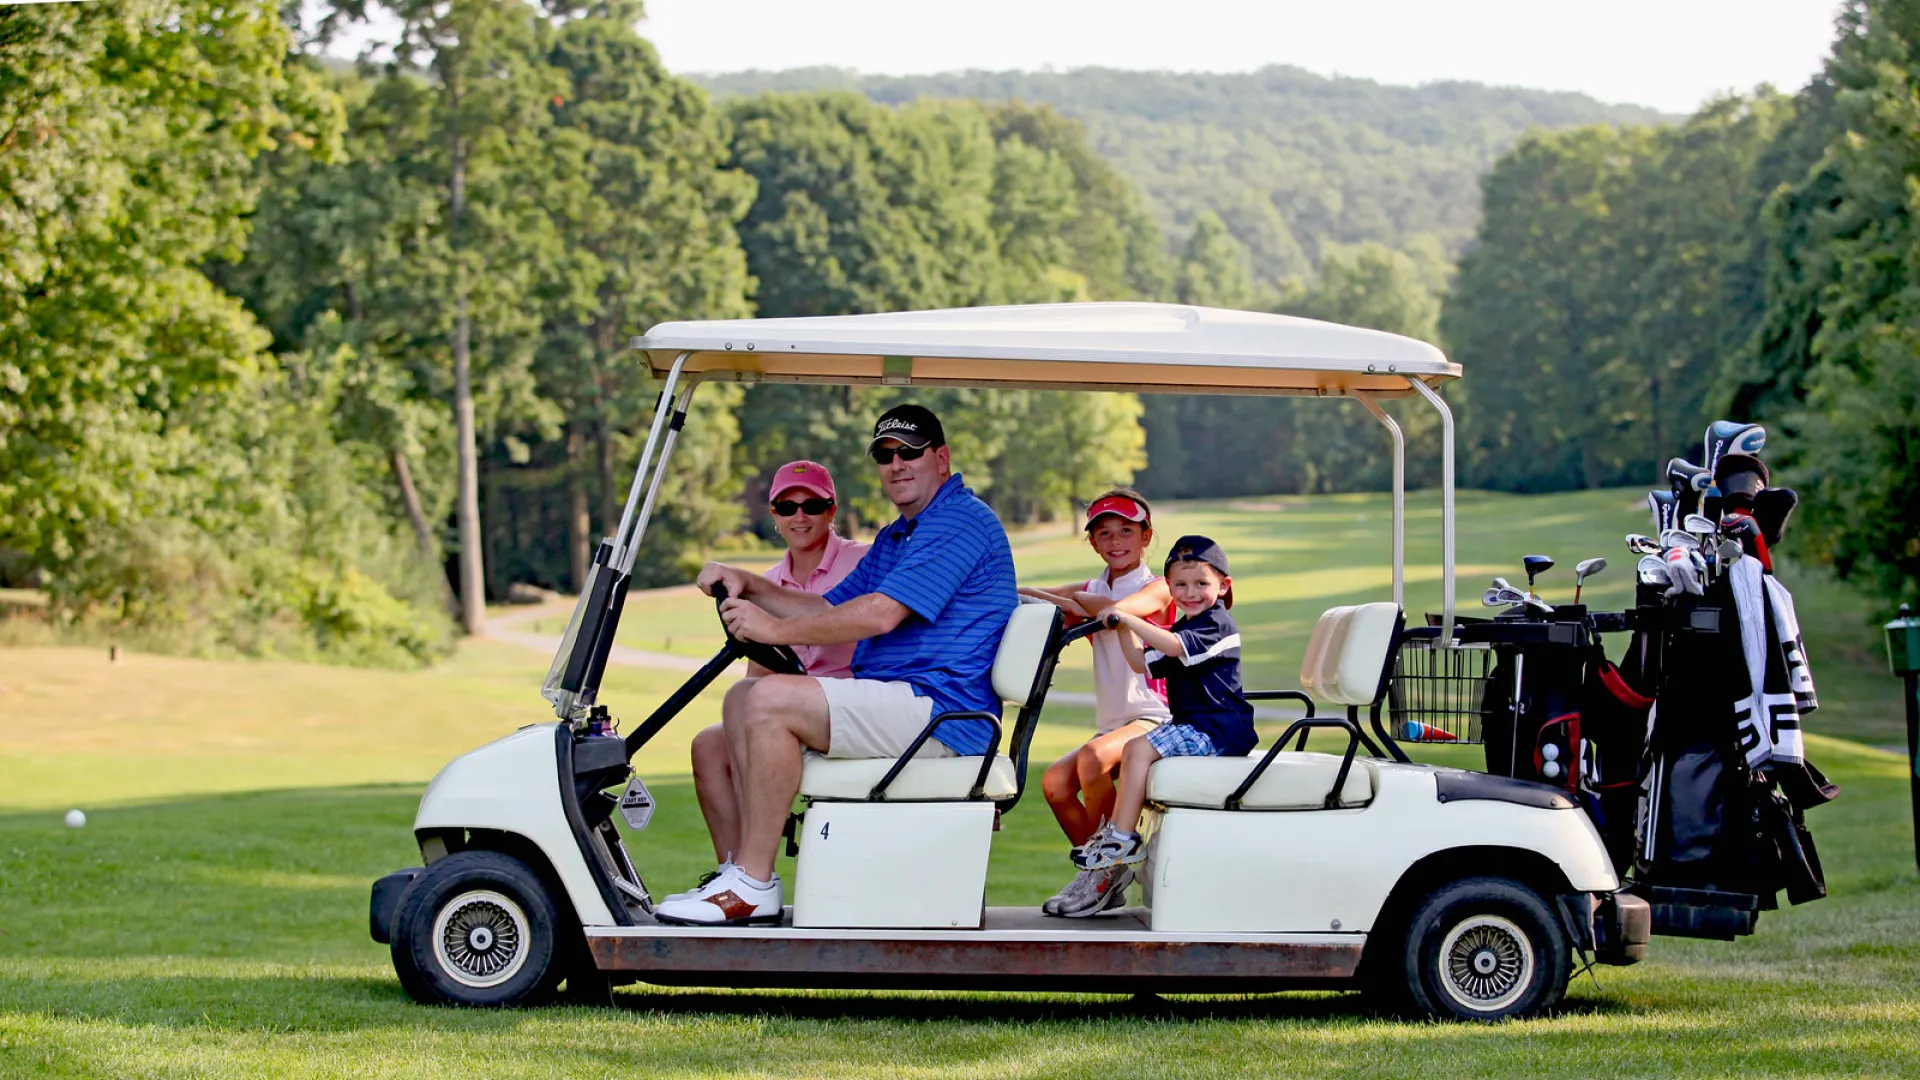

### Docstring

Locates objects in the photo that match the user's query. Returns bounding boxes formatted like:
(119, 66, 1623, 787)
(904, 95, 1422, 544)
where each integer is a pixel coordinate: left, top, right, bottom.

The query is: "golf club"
(1625, 533, 1661, 555)
(1648, 490, 1678, 533)
(1573, 557, 1606, 603)
(1522, 555, 1554, 599)
(1637, 553, 1669, 586)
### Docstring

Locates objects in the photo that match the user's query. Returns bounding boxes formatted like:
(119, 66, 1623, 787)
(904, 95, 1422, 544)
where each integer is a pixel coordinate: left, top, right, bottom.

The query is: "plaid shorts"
(1147, 723, 1219, 758)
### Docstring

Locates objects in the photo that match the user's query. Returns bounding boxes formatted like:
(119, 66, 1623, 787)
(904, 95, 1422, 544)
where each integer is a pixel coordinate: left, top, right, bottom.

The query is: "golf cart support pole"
(1358, 394, 1405, 607)
(610, 353, 689, 568)
(1406, 378, 1456, 643)
(620, 380, 700, 576)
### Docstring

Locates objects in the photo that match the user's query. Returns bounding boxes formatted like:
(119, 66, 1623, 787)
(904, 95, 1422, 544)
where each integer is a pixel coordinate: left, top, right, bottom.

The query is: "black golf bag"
(1627, 574, 1838, 935)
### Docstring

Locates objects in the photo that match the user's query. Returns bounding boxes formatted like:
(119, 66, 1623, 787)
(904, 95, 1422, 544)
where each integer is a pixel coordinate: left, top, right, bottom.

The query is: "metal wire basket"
(1387, 636, 1497, 745)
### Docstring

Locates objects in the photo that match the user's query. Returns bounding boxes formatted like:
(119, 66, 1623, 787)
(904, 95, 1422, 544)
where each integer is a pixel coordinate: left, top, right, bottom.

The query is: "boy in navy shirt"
(1074, 535, 1253, 876)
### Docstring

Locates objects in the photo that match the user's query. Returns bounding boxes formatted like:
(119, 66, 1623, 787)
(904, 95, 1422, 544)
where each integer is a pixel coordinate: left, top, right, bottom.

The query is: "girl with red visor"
(1017, 487, 1175, 917)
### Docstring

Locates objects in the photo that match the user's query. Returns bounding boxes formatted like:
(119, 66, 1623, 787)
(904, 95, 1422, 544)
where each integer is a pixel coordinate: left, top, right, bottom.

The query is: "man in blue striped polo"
(658, 404, 1018, 926)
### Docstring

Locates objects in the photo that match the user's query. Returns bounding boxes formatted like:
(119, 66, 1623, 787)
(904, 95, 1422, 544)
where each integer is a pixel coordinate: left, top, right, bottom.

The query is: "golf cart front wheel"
(1400, 876, 1570, 1021)
(392, 850, 565, 1007)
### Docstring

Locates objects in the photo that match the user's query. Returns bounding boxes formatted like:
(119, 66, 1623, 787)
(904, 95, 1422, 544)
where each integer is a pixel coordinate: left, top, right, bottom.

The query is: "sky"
(314, 1, 1845, 115)
(633, 0, 1842, 114)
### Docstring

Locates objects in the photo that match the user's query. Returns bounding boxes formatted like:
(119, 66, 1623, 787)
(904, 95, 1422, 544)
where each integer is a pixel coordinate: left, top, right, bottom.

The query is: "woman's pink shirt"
(763, 530, 870, 680)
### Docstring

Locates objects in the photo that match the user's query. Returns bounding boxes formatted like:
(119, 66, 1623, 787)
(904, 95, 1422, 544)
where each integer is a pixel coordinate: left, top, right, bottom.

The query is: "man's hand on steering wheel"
(712, 591, 805, 675)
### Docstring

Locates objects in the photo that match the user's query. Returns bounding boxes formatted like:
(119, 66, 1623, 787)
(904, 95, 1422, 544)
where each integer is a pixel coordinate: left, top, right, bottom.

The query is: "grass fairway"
(3, 489, 1917, 1078)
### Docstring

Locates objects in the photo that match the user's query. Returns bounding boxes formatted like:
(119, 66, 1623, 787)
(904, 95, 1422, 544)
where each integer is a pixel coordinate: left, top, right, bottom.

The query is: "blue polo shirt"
(1144, 603, 1256, 756)
(824, 474, 1017, 755)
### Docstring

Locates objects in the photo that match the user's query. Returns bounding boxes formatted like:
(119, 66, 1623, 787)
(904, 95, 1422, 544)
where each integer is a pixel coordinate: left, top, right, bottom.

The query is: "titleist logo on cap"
(876, 417, 918, 435)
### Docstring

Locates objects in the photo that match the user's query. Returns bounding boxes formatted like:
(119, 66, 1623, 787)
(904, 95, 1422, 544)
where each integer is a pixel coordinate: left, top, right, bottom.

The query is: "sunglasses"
(869, 444, 930, 465)
(770, 497, 834, 517)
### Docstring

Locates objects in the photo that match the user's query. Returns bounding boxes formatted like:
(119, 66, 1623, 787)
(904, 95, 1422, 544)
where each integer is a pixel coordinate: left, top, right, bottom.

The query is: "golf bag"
(1634, 573, 1837, 904)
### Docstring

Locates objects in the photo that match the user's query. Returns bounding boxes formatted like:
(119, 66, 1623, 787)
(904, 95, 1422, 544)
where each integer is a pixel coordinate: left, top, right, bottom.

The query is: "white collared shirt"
(1082, 563, 1174, 732)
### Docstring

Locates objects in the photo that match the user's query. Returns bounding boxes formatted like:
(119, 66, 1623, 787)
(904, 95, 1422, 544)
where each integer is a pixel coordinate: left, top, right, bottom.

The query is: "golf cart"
(370, 303, 1649, 1020)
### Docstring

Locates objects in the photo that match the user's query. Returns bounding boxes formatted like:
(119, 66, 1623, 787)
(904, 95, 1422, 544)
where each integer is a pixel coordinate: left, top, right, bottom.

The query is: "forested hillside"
(697, 66, 1666, 282)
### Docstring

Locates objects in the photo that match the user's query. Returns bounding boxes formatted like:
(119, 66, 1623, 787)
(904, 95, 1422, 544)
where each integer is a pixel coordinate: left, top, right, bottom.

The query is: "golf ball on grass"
(64, 809, 86, 829)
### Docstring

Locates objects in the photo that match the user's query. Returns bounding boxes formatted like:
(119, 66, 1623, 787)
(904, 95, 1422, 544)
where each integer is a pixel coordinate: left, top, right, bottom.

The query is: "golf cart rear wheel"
(392, 850, 565, 1007)
(1401, 876, 1569, 1021)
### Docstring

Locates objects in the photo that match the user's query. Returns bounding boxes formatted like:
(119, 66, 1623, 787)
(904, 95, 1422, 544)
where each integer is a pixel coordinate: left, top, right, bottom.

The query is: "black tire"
(1396, 876, 1570, 1021)
(391, 850, 567, 1007)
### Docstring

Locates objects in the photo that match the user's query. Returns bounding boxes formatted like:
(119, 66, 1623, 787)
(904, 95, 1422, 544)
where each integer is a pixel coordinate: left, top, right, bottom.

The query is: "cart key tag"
(619, 776, 655, 831)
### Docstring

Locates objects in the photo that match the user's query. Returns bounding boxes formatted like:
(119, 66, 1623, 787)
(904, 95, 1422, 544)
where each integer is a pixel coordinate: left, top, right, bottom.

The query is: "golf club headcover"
(1722, 510, 1771, 571)
(1752, 487, 1798, 548)
(1663, 546, 1706, 597)
(1647, 490, 1678, 533)
(1704, 420, 1766, 471)
(1666, 458, 1712, 516)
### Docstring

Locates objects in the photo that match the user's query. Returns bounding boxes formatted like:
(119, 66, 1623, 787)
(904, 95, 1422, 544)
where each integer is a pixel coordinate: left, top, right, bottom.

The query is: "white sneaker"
(1043, 866, 1101, 917)
(1060, 865, 1134, 918)
(1074, 824, 1145, 870)
(662, 860, 736, 904)
(654, 865, 783, 926)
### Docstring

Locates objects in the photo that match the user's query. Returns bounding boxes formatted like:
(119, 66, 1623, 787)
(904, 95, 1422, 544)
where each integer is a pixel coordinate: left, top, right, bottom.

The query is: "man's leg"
(733, 675, 831, 882)
(689, 724, 739, 864)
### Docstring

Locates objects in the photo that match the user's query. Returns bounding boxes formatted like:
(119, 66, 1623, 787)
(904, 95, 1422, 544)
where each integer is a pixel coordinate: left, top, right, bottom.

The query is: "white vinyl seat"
(799, 601, 1059, 802)
(1148, 601, 1401, 811)
(1149, 752, 1374, 809)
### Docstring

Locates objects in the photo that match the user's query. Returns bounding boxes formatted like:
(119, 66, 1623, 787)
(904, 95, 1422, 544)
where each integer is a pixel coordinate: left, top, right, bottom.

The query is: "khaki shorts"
(817, 677, 955, 759)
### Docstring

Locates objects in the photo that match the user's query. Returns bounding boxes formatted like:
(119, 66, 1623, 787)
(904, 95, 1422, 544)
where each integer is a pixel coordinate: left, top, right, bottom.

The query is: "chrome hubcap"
(432, 889, 530, 989)
(1438, 914, 1534, 1013)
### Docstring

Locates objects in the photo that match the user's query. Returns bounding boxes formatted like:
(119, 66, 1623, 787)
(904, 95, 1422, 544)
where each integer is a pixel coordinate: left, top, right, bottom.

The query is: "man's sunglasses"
(771, 497, 834, 517)
(870, 444, 930, 465)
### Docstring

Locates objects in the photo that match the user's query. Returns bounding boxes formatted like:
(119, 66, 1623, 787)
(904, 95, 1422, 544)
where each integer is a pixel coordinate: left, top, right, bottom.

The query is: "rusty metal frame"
(585, 910, 1363, 990)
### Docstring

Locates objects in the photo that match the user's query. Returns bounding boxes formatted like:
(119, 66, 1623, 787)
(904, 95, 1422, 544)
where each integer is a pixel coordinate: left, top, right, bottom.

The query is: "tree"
(320, 0, 567, 633)
(1756, 0, 1920, 602)
(1174, 211, 1256, 308)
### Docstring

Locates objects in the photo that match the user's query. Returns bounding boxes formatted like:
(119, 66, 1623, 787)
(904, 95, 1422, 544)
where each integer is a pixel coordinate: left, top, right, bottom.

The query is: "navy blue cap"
(1165, 535, 1230, 577)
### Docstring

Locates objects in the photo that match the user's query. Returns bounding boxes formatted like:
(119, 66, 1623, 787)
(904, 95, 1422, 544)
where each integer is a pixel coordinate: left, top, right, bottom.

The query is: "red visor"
(1084, 495, 1149, 530)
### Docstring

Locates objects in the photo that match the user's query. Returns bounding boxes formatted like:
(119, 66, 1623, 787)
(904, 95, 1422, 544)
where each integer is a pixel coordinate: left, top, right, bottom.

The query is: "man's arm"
(697, 561, 831, 618)
(722, 592, 909, 647)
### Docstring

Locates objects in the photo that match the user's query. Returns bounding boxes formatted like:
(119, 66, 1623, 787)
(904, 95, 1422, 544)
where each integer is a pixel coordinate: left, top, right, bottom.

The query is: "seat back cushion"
(1148, 752, 1374, 810)
(1300, 602, 1400, 706)
(800, 752, 1018, 801)
(991, 601, 1058, 707)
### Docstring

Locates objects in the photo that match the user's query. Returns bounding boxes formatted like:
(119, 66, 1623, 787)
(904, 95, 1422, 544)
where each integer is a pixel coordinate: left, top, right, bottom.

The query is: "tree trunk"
(451, 126, 485, 637)
(568, 428, 592, 592)
(391, 446, 461, 615)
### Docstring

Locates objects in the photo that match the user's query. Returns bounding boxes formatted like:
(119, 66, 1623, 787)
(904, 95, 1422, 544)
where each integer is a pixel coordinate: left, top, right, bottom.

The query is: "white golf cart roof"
(636, 302, 1457, 397)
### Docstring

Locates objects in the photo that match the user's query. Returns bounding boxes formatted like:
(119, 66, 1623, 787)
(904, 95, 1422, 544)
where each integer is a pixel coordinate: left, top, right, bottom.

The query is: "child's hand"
(1100, 610, 1124, 631)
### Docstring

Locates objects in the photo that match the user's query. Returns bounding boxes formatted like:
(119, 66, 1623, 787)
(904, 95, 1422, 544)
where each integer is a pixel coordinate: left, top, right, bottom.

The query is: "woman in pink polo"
(685, 461, 869, 869)
(751, 460, 869, 677)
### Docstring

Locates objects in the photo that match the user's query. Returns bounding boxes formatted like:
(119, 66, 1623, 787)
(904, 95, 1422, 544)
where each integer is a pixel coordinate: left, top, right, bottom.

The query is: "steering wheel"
(712, 584, 806, 676)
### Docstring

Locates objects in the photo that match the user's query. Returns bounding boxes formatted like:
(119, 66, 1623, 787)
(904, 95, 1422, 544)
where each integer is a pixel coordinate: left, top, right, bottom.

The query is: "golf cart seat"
(798, 600, 1062, 803)
(793, 601, 1068, 929)
(1148, 602, 1402, 813)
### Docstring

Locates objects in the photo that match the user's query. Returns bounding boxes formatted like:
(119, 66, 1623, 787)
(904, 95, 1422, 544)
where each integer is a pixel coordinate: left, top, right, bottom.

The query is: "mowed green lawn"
(2, 489, 1916, 1078)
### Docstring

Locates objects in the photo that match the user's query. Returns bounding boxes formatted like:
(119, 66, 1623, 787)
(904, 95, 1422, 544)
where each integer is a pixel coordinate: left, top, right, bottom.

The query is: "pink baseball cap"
(769, 460, 835, 502)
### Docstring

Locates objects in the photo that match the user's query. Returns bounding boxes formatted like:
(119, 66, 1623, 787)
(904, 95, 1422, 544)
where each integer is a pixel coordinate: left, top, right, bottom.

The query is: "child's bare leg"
(1076, 724, 1150, 828)
(1041, 750, 1097, 844)
(1112, 736, 1164, 835)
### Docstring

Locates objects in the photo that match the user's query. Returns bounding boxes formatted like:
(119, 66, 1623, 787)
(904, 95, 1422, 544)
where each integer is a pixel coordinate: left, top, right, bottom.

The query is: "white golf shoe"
(661, 860, 737, 904)
(653, 864, 783, 926)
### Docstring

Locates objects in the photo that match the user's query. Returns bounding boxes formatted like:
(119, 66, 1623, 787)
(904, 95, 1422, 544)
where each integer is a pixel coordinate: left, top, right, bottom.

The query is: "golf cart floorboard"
(585, 907, 1366, 992)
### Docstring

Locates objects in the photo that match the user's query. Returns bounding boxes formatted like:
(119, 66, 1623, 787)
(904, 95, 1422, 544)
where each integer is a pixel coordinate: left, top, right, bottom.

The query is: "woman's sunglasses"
(771, 497, 834, 517)
(870, 444, 930, 465)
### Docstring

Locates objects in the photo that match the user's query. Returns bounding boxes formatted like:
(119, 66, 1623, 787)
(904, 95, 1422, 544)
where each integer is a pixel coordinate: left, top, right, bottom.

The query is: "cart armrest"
(1225, 716, 1366, 812)
(868, 711, 1004, 802)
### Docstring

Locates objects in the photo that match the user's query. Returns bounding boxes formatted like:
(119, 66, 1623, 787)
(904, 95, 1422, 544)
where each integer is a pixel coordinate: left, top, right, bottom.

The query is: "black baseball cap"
(1165, 535, 1232, 608)
(869, 403, 945, 451)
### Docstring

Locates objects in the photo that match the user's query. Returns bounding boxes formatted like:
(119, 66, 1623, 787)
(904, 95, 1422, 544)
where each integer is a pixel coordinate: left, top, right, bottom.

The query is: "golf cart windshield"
(543, 302, 1462, 721)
